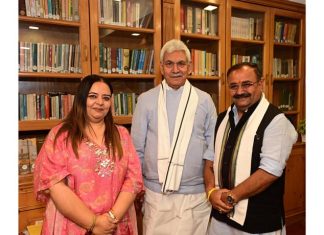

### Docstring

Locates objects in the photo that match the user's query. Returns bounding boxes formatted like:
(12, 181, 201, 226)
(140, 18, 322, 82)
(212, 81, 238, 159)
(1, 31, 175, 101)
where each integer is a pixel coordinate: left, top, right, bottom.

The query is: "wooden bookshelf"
(18, 0, 305, 233)
(18, 0, 161, 233)
(165, 0, 305, 227)
(163, 0, 226, 112)
(269, 7, 305, 127)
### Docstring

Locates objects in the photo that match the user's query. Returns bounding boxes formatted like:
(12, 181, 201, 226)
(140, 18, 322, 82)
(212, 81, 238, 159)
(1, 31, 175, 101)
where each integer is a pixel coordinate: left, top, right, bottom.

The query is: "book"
(99, 43, 104, 72)
(140, 12, 153, 28)
(19, 0, 27, 16)
(126, 0, 132, 27)
(19, 139, 30, 175)
(255, 17, 263, 40)
(122, 48, 130, 74)
(28, 138, 38, 173)
(194, 7, 202, 33)
(180, 5, 185, 31)
(111, 48, 117, 73)
(186, 6, 193, 33)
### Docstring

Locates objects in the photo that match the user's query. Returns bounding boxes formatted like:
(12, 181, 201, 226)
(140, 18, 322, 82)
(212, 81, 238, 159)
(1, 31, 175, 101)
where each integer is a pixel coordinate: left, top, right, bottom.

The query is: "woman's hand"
(92, 213, 118, 235)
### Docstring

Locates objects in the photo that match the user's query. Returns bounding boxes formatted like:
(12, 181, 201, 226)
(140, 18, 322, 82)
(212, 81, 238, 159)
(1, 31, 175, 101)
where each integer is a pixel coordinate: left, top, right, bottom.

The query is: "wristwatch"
(226, 192, 237, 206)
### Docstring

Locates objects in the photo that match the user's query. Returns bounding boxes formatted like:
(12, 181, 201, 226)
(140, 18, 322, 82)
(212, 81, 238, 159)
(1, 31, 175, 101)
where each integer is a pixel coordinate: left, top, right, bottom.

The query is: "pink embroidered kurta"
(34, 124, 143, 235)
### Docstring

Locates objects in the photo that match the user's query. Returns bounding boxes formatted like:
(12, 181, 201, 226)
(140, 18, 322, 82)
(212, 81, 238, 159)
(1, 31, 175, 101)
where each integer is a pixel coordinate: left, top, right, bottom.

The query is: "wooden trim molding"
(236, 0, 305, 13)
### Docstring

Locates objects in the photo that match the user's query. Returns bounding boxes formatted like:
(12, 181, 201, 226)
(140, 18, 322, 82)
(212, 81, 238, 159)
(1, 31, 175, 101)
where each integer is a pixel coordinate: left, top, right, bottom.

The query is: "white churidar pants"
(143, 188, 211, 235)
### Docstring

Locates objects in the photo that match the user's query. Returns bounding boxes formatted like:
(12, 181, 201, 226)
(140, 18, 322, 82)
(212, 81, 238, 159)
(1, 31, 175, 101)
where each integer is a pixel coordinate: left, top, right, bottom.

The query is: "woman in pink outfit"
(34, 74, 143, 235)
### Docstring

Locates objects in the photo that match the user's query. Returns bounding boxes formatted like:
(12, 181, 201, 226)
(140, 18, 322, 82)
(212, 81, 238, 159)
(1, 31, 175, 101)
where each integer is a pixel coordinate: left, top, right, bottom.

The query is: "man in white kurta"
(131, 39, 217, 235)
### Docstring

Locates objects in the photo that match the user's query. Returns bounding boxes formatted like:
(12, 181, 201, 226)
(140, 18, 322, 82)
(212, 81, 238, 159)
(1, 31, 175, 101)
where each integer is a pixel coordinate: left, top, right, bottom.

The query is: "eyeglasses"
(228, 81, 259, 91)
(163, 60, 188, 69)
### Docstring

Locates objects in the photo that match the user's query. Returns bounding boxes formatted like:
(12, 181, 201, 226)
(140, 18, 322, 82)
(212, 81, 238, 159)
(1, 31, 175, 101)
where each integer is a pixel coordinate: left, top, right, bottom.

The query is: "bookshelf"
(225, 0, 270, 106)
(269, 7, 305, 127)
(89, 0, 162, 117)
(18, 0, 161, 233)
(165, 0, 305, 228)
(18, 1, 90, 231)
(225, 0, 305, 127)
(174, 0, 226, 112)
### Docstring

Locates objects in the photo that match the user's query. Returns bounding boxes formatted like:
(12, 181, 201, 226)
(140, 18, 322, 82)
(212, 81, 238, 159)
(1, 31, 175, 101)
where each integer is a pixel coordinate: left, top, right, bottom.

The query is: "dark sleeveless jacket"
(211, 102, 286, 233)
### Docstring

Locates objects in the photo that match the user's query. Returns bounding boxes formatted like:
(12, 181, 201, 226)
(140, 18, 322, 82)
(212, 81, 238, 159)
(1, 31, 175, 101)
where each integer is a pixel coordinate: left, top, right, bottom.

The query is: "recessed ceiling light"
(29, 26, 39, 30)
(131, 33, 140, 36)
(204, 5, 217, 11)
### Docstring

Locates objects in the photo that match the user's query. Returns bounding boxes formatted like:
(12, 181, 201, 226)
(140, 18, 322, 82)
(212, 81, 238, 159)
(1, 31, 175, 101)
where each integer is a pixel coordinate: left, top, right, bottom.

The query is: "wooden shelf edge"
(188, 76, 221, 80)
(114, 116, 132, 125)
(272, 77, 300, 81)
(19, 72, 83, 79)
(19, 120, 62, 131)
(19, 116, 133, 131)
(181, 33, 220, 41)
(100, 74, 155, 80)
(19, 205, 46, 212)
(19, 16, 80, 27)
(19, 174, 34, 185)
(98, 24, 155, 34)
(231, 38, 265, 44)
(273, 42, 301, 47)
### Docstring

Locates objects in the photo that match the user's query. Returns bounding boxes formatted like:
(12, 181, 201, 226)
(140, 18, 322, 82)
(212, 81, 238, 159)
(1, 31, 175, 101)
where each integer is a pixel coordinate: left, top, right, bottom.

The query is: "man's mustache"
(171, 73, 183, 78)
(233, 93, 251, 99)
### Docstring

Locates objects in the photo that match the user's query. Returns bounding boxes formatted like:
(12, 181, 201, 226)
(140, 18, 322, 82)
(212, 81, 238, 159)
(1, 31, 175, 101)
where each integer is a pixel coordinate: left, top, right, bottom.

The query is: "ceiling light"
(29, 26, 39, 30)
(204, 5, 217, 11)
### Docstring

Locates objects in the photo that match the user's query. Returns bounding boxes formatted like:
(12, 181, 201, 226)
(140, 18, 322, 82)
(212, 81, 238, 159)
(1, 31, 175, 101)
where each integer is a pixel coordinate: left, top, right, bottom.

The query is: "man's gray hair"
(160, 39, 191, 62)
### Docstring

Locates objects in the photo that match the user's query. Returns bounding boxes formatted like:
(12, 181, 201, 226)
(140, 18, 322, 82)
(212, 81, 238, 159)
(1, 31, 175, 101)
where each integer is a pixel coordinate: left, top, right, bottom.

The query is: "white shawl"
(158, 80, 198, 193)
(214, 93, 269, 225)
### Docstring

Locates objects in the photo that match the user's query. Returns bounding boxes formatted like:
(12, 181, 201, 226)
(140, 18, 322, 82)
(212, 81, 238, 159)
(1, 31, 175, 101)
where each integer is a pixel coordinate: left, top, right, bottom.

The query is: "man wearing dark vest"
(204, 62, 297, 234)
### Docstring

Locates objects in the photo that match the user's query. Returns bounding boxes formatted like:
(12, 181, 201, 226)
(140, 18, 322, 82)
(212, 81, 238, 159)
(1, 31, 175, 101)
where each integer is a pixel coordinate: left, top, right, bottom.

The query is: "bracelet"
(86, 215, 97, 234)
(108, 210, 118, 222)
(207, 188, 217, 201)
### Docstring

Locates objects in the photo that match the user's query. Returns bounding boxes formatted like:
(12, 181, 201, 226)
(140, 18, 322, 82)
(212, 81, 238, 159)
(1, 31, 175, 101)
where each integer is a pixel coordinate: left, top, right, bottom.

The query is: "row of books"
(273, 58, 298, 78)
(19, 92, 75, 121)
(231, 16, 263, 40)
(277, 89, 295, 111)
(18, 91, 138, 120)
(98, 0, 153, 28)
(231, 54, 261, 66)
(99, 45, 154, 74)
(190, 49, 218, 76)
(19, 41, 82, 74)
(274, 21, 298, 44)
(113, 92, 138, 116)
(19, 0, 79, 21)
(180, 5, 217, 36)
(19, 137, 44, 175)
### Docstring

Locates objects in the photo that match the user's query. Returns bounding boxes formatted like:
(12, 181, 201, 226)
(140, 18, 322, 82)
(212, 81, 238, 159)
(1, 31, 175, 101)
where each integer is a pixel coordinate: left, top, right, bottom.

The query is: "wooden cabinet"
(284, 143, 305, 225)
(268, 7, 305, 126)
(163, 0, 305, 118)
(18, 0, 161, 233)
(19, 175, 46, 232)
(163, 0, 226, 113)
(164, 0, 306, 226)
(225, 0, 305, 125)
(19, 1, 90, 232)
(225, 0, 270, 106)
(19, 0, 305, 232)
(88, 0, 161, 121)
